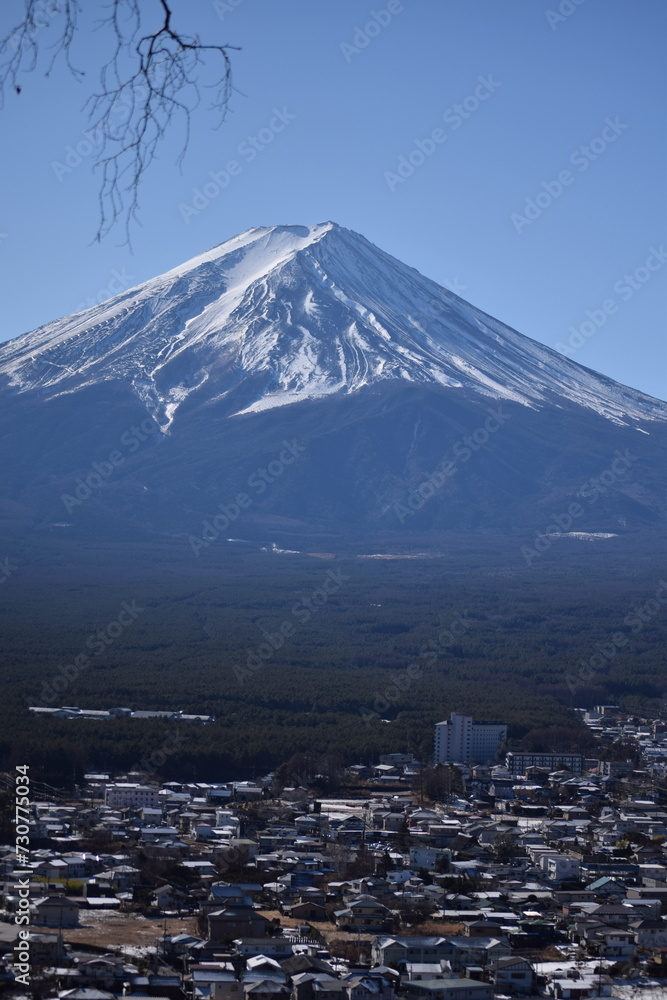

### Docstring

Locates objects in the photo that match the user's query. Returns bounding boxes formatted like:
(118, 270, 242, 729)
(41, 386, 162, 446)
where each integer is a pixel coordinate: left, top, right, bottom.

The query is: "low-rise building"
(104, 782, 160, 808)
(506, 753, 585, 776)
(403, 978, 493, 1000)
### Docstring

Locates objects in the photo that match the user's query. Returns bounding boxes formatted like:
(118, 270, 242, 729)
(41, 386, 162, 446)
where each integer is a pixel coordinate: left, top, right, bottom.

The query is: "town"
(2, 706, 667, 1000)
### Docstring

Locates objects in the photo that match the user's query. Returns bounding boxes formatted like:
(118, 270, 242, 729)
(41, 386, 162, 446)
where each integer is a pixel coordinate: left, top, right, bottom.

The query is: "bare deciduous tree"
(0, 0, 237, 242)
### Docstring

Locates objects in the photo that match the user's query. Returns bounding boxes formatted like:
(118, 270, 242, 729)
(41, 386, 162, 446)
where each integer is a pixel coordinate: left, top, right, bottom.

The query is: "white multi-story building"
(545, 855, 581, 882)
(434, 713, 507, 764)
(104, 783, 160, 809)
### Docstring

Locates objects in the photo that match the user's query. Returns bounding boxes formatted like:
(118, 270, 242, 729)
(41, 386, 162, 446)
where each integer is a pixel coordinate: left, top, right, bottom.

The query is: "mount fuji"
(1, 222, 665, 548)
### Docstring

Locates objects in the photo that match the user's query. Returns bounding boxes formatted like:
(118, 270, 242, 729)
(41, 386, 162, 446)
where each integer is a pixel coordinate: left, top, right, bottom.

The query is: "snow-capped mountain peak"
(0, 222, 664, 432)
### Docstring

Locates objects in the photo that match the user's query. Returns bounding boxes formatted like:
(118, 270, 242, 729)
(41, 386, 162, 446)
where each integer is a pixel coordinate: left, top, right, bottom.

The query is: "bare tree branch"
(0, 1, 82, 95)
(0, 0, 237, 243)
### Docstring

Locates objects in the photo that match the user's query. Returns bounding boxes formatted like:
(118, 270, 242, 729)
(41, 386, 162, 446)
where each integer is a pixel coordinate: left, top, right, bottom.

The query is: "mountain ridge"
(0, 222, 665, 545)
(1, 222, 665, 433)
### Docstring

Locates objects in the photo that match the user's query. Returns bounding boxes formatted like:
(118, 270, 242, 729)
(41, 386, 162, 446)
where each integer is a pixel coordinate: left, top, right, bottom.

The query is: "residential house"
(32, 896, 80, 928)
(208, 907, 271, 942)
(631, 918, 667, 949)
(283, 900, 328, 921)
(334, 896, 392, 932)
(403, 962, 453, 982)
(586, 877, 627, 899)
(491, 956, 534, 995)
(548, 976, 612, 999)
(244, 981, 291, 1000)
(444, 937, 511, 973)
(345, 973, 396, 1000)
(402, 978, 494, 1000)
(586, 926, 636, 958)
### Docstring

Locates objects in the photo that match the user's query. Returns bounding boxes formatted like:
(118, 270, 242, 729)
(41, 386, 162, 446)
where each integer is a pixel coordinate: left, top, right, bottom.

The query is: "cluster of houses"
(1, 706, 667, 999)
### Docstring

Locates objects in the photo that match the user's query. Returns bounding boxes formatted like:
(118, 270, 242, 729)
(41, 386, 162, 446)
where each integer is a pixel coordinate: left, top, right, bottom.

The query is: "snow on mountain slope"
(0, 222, 664, 432)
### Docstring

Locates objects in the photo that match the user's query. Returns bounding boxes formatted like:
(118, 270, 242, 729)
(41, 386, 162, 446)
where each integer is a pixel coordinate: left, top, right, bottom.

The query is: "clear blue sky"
(1, 0, 665, 399)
